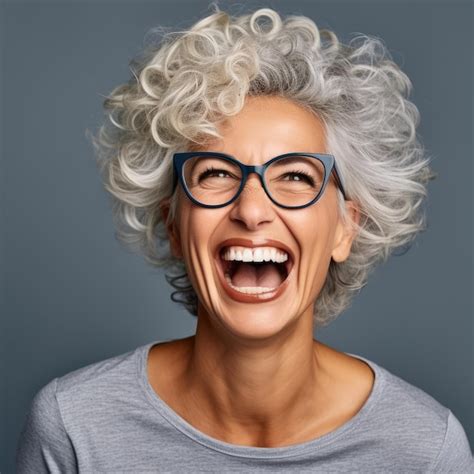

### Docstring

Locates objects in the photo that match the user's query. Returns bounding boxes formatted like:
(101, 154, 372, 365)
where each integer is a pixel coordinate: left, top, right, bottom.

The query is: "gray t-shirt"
(16, 339, 473, 473)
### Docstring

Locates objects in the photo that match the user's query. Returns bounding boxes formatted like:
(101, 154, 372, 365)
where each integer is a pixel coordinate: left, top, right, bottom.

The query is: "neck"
(179, 306, 333, 446)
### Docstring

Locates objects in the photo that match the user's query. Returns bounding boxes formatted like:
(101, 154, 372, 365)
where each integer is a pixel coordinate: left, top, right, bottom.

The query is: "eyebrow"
(196, 152, 318, 167)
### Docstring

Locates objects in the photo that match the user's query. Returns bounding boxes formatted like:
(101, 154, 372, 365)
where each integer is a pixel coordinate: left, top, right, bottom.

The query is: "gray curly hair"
(88, 3, 436, 327)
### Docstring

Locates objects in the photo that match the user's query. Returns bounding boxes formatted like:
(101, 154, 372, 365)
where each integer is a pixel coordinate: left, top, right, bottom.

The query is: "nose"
(228, 173, 276, 230)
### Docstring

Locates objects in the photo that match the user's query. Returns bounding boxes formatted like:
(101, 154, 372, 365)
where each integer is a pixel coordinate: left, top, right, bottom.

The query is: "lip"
(213, 238, 295, 304)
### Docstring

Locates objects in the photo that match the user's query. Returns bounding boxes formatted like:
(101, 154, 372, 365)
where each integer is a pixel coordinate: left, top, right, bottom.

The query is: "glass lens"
(265, 155, 325, 207)
(183, 155, 242, 206)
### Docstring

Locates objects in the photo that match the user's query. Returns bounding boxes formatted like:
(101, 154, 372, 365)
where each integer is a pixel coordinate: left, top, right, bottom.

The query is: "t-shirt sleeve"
(16, 377, 78, 474)
(431, 409, 474, 473)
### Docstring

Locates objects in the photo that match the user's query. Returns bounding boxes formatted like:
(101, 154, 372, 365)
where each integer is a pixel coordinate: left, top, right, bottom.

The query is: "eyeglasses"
(172, 152, 348, 209)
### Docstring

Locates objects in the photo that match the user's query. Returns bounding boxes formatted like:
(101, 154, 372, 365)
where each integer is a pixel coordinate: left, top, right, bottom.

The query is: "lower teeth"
(225, 273, 277, 295)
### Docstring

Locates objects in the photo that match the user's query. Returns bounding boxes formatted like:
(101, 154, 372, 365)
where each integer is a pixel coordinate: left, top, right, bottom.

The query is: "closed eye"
(198, 167, 238, 181)
(280, 171, 316, 186)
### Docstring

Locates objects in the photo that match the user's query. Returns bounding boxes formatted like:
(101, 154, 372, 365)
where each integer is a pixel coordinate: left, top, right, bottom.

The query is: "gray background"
(1, 0, 472, 471)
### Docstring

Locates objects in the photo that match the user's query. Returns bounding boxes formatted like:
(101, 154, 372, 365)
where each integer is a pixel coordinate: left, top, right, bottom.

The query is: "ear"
(331, 200, 360, 263)
(159, 197, 183, 259)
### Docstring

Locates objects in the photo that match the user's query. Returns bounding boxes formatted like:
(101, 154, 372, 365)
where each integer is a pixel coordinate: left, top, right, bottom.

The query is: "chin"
(207, 301, 300, 342)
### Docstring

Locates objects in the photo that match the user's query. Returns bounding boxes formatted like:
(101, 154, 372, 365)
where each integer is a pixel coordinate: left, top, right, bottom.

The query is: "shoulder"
(18, 377, 67, 443)
(16, 344, 145, 471)
(55, 345, 138, 392)
(431, 409, 474, 472)
(16, 378, 74, 472)
(24, 343, 143, 432)
(52, 344, 143, 420)
(367, 359, 473, 471)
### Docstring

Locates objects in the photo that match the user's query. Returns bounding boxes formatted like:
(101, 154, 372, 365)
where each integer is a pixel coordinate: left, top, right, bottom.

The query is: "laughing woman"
(16, 5, 473, 473)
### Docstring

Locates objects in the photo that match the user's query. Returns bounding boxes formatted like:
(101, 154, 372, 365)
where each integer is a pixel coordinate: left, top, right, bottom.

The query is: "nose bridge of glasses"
(241, 164, 267, 189)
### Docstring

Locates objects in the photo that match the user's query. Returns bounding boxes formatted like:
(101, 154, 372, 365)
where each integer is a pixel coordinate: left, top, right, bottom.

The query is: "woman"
(16, 5, 473, 472)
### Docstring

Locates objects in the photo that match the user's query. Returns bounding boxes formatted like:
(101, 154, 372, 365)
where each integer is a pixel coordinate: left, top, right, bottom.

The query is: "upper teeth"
(222, 246, 288, 263)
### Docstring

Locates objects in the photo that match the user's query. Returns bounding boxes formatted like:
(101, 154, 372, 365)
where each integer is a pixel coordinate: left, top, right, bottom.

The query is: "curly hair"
(88, 3, 436, 328)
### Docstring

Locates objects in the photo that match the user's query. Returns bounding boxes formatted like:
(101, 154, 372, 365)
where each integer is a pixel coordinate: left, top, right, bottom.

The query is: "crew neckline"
(136, 339, 386, 459)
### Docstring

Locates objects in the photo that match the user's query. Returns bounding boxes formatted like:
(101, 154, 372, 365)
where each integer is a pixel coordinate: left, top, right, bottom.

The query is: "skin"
(154, 95, 375, 447)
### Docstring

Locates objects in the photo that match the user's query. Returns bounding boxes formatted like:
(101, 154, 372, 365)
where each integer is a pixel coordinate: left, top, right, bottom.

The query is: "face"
(161, 95, 359, 340)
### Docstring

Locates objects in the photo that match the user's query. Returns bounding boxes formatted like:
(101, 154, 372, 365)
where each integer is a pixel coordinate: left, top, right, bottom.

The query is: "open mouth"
(215, 245, 294, 299)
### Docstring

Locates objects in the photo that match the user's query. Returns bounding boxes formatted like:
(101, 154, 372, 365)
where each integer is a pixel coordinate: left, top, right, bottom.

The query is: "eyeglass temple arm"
(172, 162, 179, 192)
(332, 161, 348, 200)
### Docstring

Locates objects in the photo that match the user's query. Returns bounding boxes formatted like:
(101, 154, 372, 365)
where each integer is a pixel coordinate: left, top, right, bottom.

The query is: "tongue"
(231, 262, 284, 288)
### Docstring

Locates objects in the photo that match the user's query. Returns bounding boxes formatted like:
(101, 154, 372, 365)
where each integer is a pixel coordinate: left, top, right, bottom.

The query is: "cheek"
(291, 204, 337, 248)
(179, 208, 209, 258)
(292, 206, 338, 289)
(177, 206, 222, 275)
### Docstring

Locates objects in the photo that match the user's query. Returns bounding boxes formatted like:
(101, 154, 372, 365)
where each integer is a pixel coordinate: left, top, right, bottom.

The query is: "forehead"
(189, 95, 327, 158)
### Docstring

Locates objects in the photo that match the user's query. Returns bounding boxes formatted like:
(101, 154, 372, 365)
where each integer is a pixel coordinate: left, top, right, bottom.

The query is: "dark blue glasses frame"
(172, 151, 348, 209)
